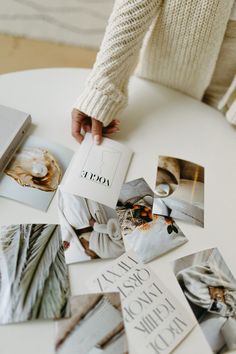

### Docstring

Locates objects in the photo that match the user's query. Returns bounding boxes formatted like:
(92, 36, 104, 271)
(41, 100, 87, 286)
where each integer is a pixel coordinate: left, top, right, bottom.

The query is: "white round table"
(0, 68, 236, 354)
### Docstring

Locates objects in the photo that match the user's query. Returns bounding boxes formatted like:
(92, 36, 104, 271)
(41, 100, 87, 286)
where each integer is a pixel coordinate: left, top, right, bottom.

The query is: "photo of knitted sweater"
(75, 0, 235, 126)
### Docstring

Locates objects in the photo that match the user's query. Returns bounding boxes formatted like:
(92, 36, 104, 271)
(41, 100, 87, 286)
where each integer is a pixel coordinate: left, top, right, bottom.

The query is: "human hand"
(71, 108, 120, 145)
(89, 218, 96, 227)
(79, 237, 99, 259)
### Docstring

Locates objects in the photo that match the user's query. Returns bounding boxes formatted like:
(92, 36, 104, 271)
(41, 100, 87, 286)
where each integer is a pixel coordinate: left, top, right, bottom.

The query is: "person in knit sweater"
(72, 0, 236, 144)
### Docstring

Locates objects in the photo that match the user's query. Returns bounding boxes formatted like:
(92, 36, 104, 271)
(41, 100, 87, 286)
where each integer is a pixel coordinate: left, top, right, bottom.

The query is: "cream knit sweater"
(74, 0, 235, 126)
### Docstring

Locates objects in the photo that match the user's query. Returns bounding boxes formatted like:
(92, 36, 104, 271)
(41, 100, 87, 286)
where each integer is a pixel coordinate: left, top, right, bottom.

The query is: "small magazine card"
(172, 248, 236, 354)
(87, 252, 196, 354)
(55, 292, 129, 354)
(58, 189, 125, 264)
(152, 156, 204, 227)
(0, 135, 73, 211)
(0, 224, 71, 324)
(116, 178, 188, 263)
(60, 133, 133, 209)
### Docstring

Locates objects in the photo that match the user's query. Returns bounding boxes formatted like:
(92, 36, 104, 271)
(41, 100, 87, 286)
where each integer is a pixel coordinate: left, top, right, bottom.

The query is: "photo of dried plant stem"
(55, 292, 129, 354)
(0, 224, 71, 324)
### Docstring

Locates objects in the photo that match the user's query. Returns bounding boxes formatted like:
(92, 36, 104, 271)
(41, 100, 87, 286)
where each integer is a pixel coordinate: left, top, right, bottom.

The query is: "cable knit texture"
(74, 0, 234, 126)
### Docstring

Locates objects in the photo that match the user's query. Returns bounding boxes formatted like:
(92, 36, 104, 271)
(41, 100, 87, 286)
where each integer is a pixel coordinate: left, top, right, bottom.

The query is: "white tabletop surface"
(0, 68, 236, 354)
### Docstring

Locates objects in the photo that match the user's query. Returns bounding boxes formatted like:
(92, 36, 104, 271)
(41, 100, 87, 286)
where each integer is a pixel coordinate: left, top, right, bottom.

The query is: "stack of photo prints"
(1, 133, 235, 354)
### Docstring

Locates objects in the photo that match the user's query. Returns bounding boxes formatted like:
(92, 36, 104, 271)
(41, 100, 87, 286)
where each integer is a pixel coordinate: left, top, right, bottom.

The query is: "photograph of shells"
(173, 248, 236, 353)
(152, 156, 204, 227)
(0, 224, 71, 324)
(116, 178, 187, 263)
(0, 135, 73, 211)
(58, 190, 125, 264)
(55, 292, 129, 354)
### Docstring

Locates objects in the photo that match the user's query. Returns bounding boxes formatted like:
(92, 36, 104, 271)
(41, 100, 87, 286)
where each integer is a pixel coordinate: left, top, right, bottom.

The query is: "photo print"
(58, 189, 125, 264)
(87, 252, 196, 354)
(153, 156, 204, 227)
(116, 178, 187, 263)
(55, 292, 129, 354)
(60, 133, 132, 209)
(172, 248, 236, 353)
(0, 224, 71, 324)
(0, 135, 73, 211)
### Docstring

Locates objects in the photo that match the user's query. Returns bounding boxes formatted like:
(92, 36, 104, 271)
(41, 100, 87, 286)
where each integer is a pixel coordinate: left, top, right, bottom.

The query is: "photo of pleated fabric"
(0, 224, 71, 324)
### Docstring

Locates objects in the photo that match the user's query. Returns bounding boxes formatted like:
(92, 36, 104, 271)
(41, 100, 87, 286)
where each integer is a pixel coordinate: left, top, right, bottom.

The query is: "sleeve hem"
(73, 86, 127, 127)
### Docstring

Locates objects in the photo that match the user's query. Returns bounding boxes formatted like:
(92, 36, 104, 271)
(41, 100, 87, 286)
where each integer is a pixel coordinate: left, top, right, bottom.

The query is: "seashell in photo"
(5, 147, 62, 192)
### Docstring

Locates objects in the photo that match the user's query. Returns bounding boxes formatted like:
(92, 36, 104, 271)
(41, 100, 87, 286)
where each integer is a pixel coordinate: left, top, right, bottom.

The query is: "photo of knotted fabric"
(58, 190, 125, 264)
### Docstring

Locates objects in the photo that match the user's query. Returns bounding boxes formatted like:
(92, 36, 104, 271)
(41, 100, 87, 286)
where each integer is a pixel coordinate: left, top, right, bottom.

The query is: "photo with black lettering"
(87, 253, 196, 354)
(80, 170, 111, 187)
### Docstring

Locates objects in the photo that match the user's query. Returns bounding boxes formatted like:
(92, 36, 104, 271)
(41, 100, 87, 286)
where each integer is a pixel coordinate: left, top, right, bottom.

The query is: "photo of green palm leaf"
(0, 224, 71, 324)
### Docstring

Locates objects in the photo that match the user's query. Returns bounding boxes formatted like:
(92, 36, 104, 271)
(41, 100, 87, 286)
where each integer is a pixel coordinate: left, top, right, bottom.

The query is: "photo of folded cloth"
(177, 264, 236, 317)
(173, 248, 236, 354)
(58, 190, 125, 264)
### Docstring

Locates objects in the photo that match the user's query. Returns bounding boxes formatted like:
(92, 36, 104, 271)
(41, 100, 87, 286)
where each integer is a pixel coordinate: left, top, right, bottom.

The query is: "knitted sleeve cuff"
(73, 86, 127, 127)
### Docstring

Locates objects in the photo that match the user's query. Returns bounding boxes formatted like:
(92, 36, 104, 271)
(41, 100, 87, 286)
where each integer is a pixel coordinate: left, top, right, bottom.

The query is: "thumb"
(91, 118, 103, 145)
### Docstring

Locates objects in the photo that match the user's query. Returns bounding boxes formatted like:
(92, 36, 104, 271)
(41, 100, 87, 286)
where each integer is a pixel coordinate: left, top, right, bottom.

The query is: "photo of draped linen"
(58, 189, 125, 264)
(0, 224, 71, 324)
(55, 292, 129, 354)
(173, 248, 236, 353)
(153, 156, 204, 227)
(116, 178, 187, 263)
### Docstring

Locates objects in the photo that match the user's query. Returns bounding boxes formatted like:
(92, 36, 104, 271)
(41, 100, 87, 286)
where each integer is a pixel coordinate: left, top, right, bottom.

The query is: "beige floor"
(0, 34, 97, 74)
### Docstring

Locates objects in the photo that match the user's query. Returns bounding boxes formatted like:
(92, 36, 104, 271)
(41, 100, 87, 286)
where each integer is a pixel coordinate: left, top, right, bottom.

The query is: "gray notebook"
(0, 105, 31, 174)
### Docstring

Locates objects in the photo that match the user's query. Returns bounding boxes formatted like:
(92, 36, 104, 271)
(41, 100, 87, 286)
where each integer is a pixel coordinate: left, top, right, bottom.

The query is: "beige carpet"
(0, 0, 114, 50)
